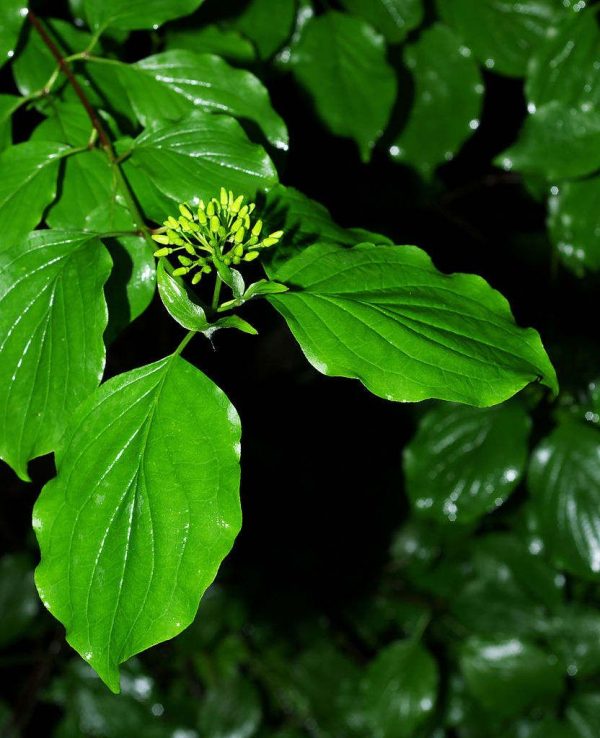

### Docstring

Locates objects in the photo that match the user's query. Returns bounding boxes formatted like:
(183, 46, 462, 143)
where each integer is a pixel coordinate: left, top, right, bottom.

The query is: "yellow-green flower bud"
(153, 247, 172, 257)
(197, 209, 207, 226)
(166, 229, 184, 245)
(234, 227, 245, 244)
(220, 187, 228, 207)
(178, 216, 193, 232)
(252, 219, 263, 237)
(152, 233, 170, 244)
(233, 256, 241, 265)
(179, 203, 193, 220)
(173, 267, 189, 276)
(270, 230, 284, 240)
(164, 216, 179, 229)
(249, 203, 256, 214)
(218, 225, 227, 238)
(202, 265, 212, 274)
(207, 201, 215, 217)
(191, 271, 203, 285)
(199, 199, 206, 210)
(233, 244, 244, 257)
(232, 195, 244, 213)
(184, 244, 196, 255)
(210, 215, 220, 233)
(247, 236, 259, 247)
(239, 205, 249, 218)
(261, 237, 279, 247)
(244, 251, 260, 262)
(177, 255, 192, 266)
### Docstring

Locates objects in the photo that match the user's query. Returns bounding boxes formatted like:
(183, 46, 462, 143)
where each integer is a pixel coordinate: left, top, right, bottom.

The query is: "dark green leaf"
(0, 230, 111, 480)
(362, 640, 438, 738)
(528, 422, 600, 578)
(33, 355, 242, 692)
(83, 0, 204, 32)
(340, 0, 423, 43)
(547, 606, 600, 679)
(198, 675, 262, 738)
(568, 692, 600, 738)
(268, 243, 557, 406)
(404, 401, 531, 523)
(157, 259, 210, 332)
(390, 24, 483, 178)
(122, 112, 278, 223)
(0, 555, 39, 647)
(0, 94, 22, 151)
(165, 25, 256, 64)
(460, 637, 563, 718)
(496, 102, 600, 180)
(291, 11, 396, 161)
(0, 141, 72, 250)
(232, 0, 296, 59)
(89, 51, 288, 149)
(436, 0, 571, 77)
(548, 177, 600, 276)
(0, 0, 27, 69)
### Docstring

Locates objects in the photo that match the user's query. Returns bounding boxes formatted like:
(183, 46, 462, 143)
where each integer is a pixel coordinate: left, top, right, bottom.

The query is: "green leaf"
(89, 51, 288, 150)
(528, 422, 600, 579)
(0, 231, 111, 480)
(436, 0, 571, 77)
(0, 94, 22, 151)
(0, 141, 72, 250)
(165, 25, 256, 64)
(568, 692, 600, 738)
(157, 259, 210, 332)
(548, 177, 600, 276)
(290, 11, 397, 162)
(267, 242, 557, 406)
(390, 23, 483, 179)
(33, 354, 242, 692)
(459, 637, 563, 718)
(547, 606, 600, 679)
(83, 0, 204, 32)
(231, 0, 296, 59)
(362, 640, 438, 738)
(404, 401, 531, 523)
(527, 7, 600, 113)
(121, 111, 278, 224)
(0, 555, 39, 647)
(340, 0, 423, 43)
(198, 675, 262, 738)
(0, 0, 27, 69)
(496, 102, 600, 180)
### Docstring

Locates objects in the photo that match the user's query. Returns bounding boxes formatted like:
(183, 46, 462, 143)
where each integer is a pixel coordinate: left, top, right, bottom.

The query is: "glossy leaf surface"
(83, 0, 204, 32)
(0, 0, 27, 69)
(268, 243, 557, 406)
(362, 640, 438, 738)
(165, 26, 256, 63)
(404, 401, 531, 523)
(34, 355, 242, 692)
(122, 112, 278, 223)
(528, 422, 600, 579)
(0, 231, 111, 480)
(0, 141, 70, 250)
(390, 23, 483, 178)
(291, 11, 396, 161)
(549, 178, 600, 276)
(340, 0, 423, 43)
(232, 0, 296, 59)
(157, 260, 210, 332)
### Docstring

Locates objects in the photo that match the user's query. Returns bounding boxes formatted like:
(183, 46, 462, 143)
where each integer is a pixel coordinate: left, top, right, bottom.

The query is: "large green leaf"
(290, 11, 396, 162)
(496, 102, 600, 181)
(568, 693, 600, 738)
(83, 0, 204, 32)
(0, 231, 111, 480)
(88, 51, 287, 150)
(528, 422, 600, 579)
(165, 26, 256, 64)
(436, 0, 572, 77)
(0, 0, 27, 69)
(460, 637, 563, 718)
(390, 23, 483, 178)
(0, 141, 73, 250)
(232, 0, 296, 59)
(362, 640, 438, 738)
(267, 243, 557, 406)
(548, 177, 600, 276)
(340, 0, 423, 43)
(33, 355, 242, 692)
(527, 6, 600, 113)
(548, 606, 600, 679)
(404, 401, 531, 524)
(121, 111, 278, 223)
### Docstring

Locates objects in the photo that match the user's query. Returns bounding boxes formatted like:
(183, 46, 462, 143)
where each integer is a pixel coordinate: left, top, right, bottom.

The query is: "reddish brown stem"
(27, 10, 115, 158)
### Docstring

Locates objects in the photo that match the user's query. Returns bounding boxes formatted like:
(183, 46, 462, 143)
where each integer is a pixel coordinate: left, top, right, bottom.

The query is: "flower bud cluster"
(151, 188, 284, 285)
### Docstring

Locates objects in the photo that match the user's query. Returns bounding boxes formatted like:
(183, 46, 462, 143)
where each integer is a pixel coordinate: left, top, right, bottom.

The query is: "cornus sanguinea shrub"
(1, 1, 600, 736)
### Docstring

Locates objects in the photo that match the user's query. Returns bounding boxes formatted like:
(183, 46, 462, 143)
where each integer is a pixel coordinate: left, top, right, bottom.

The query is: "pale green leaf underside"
(528, 422, 600, 579)
(90, 50, 288, 149)
(404, 401, 531, 524)
(34, 355, 242, 692)
(157, 259, 209, 331)
(0, 230, 111, 480)
(291, 11, 396, 161)
(268, 243, 557, 406)
(122, 111, 278, 223)
(0, 141, 70, 251)
(83, 0, 204, 31)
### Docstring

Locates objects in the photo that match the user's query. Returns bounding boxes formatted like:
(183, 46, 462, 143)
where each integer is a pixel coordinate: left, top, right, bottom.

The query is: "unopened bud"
(210, 215, 220, 233)
(173, 267, 189, 276)
(234, 227, 245, 244)
(177, 255, 192, 266)
(261, 237, 279, 247)
(197, 209, 207, 226)
(232, 195, 244, 213)
(233, 244, 244, 257)
(152, 234, 170, 244)
(220, 187, 228, 207)
(179, 203, 193, 220)
(252, 219, 263, 237)
(191, 271, 203, 285)
(207, 201, 215, 217)
(153, 247, 172, 257)
(244, 251, 260, 262)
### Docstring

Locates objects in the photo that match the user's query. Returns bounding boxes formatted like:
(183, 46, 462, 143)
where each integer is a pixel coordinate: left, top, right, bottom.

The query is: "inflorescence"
(151, 188, 284, 285)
